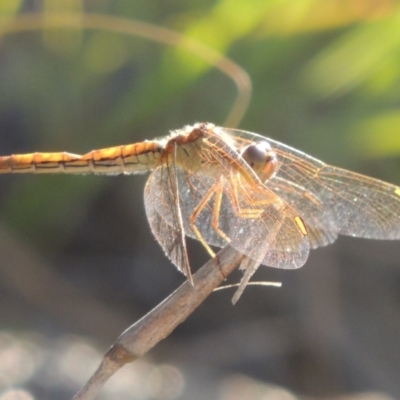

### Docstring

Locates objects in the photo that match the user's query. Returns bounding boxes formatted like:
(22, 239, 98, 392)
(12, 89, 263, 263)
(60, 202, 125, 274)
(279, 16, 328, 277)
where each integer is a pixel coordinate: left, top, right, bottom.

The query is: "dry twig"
(73, 246, 244, 400)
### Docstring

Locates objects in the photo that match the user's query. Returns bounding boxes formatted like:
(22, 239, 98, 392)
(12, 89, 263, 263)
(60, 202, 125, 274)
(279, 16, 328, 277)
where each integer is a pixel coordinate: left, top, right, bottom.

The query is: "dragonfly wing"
(315, 166, 400, 239)
(224, 128, 400, 242)
(269, 177, 338, 248)
(222, 177, 310, 269)
(271, 146, 400, 240)
(170, 168, 230, 249)
(145, 167, 191, 278)
(175, 168, 310, 270)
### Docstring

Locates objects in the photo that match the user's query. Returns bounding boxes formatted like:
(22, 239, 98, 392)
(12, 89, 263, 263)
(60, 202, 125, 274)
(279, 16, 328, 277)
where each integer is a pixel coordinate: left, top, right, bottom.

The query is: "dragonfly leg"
(228, 176, 265, 218)
(190, 177, 232, 257)
(211, 180, 231, 243)
(236, 175, 277, 208)
(190, 184, 218, 258)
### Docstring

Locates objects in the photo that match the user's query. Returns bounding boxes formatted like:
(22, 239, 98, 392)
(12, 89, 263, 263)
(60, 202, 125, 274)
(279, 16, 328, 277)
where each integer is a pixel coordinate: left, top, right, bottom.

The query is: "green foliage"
(0, 0, 22, 15)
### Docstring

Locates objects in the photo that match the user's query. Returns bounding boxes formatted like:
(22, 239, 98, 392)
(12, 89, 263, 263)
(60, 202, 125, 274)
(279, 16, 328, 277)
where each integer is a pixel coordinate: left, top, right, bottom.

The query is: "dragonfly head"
(240, 141, 278, 183)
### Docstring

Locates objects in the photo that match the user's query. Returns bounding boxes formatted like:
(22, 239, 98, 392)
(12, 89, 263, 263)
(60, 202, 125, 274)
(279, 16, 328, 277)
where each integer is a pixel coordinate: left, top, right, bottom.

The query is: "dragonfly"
(1, 122, 400, 303)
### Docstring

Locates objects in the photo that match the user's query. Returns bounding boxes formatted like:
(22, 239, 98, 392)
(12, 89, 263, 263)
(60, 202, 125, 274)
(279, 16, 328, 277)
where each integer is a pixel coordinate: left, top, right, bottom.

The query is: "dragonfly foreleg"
(190, 177, 231, 256)
(228, 176, 266, 218)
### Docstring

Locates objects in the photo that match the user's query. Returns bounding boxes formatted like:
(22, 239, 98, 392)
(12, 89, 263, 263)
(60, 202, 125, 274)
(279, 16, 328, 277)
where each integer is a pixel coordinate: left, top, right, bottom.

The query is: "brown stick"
(73, 246, 244, 400)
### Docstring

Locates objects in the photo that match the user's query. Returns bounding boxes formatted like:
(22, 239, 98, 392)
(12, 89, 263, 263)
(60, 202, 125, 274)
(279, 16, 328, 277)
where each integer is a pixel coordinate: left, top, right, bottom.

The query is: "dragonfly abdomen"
(0, 152, 84, 174)
(0, 140, 165, 175)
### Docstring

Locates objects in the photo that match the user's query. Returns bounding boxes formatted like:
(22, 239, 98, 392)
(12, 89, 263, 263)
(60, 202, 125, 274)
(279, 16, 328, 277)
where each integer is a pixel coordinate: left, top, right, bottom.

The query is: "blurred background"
(0, 1, 400, 399)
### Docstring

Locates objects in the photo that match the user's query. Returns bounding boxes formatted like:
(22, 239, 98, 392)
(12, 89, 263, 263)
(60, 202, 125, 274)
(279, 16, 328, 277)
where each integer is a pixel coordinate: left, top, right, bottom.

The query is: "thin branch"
(1, 13, 252, 128)
(73, 246, 244, 400)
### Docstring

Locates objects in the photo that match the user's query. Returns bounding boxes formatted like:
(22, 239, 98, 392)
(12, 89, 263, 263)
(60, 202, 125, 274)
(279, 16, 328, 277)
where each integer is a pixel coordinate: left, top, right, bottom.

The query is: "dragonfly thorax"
(240, 141, 278, 183)
(167, 135, 206, 173)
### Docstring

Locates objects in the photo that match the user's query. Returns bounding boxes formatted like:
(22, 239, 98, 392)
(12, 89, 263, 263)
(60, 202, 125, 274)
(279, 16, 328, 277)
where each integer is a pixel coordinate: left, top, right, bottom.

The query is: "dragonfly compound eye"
(241, 141, 278, 182)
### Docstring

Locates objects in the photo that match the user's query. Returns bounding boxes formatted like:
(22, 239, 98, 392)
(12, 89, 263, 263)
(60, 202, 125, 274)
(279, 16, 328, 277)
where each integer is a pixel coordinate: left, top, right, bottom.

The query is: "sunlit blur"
(219, 375, 298, 400)
(0, 389, 35, 400)
(146, 365, 185, 400)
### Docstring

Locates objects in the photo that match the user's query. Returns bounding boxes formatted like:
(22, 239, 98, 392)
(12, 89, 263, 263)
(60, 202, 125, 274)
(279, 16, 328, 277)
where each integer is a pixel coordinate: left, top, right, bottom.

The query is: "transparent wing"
(268, 177, 338, 248)
(224, 127, 400, 244)
(146, 166, 309, 270)
(144, 166, 191, 278)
